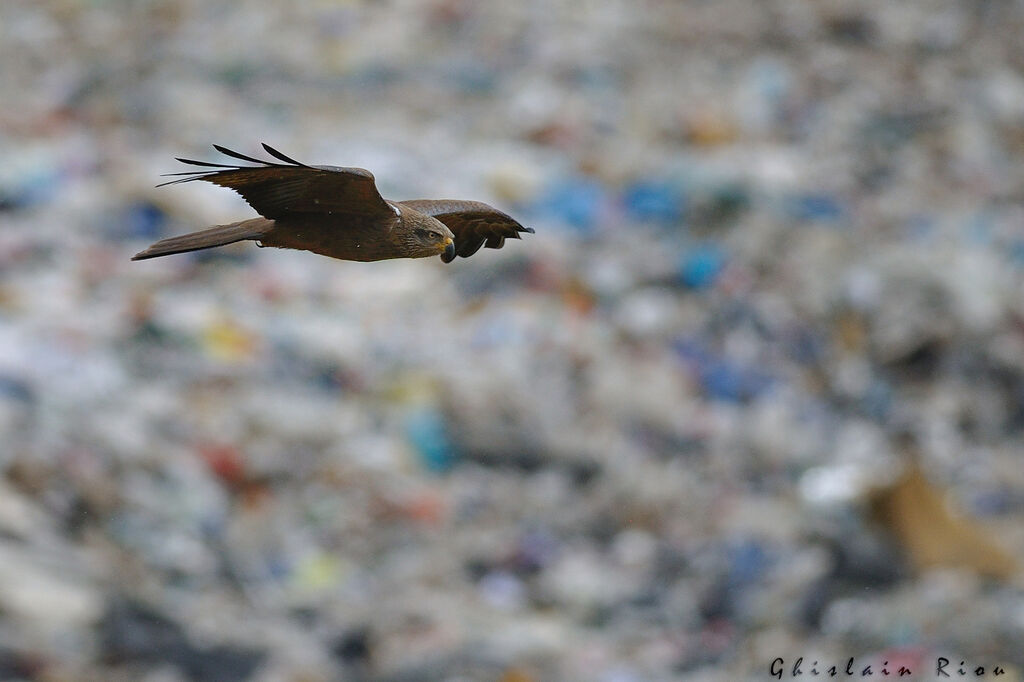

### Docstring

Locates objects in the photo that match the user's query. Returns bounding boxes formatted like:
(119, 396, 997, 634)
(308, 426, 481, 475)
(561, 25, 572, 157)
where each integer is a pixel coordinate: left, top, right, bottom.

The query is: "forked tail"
(131, 218, 273, 261)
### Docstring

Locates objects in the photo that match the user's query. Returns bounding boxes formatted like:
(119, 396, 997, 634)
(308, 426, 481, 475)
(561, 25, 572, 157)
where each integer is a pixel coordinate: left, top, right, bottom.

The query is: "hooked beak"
(441, 238, 456, 263)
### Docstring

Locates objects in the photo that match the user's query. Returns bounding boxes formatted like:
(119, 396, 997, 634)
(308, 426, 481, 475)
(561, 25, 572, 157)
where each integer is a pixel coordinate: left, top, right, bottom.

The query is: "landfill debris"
(2, 0, 1024, 680)
(869, 461, 1019, 580)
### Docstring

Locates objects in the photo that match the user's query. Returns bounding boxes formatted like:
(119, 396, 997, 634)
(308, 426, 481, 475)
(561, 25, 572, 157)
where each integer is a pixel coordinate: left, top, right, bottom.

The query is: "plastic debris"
(2, 1, 1023, 679)
(868, 461, 1018, 580)
(678, 243, 727, 289)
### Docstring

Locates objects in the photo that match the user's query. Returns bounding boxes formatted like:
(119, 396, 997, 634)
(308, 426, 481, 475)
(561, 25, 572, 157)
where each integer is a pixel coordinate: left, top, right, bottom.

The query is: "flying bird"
(132, 144, 533, 263)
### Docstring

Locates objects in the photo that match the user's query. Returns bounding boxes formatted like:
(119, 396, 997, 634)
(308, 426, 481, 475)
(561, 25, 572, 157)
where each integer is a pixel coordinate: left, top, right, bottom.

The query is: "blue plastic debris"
(405, 407, 457, 473)
(0, 170, 63, 211)
(727, 539, 771, 586)
(622, 180, 685, 225)
(673, 339, 773, 403)
(122, 201, 168, 239)
(0, 374, 34, 405)
(788, 194, 844, 223)
(531, 177, 607, 231)
(700, 361, 772, 403)
(860, 378, 893, 420)
(1009, 239, 1024, 268)
(678, 244, 726, 289)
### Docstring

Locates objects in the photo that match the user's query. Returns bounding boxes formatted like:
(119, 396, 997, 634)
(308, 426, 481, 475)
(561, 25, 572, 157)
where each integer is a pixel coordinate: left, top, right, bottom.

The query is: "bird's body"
(132, 144, 533, 263)
(260, 214, 398, 262)
(256, 204, 410, 262)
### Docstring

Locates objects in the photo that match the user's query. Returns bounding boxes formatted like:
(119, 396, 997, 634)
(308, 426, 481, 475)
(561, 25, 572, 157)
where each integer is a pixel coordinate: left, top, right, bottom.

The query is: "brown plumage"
(131, 144, 534, 263)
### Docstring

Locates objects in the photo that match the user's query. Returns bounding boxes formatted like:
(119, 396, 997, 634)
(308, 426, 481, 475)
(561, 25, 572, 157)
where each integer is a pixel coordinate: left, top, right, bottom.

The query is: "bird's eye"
(415, 228, 431, 239)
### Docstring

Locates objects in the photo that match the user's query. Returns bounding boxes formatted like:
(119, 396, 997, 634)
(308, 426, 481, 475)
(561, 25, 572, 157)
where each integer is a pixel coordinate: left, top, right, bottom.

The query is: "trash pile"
(3, 1, 1024, 680)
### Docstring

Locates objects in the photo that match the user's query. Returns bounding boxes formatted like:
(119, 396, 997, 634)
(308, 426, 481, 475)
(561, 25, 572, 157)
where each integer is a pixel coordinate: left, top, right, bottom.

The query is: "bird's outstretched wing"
(159, 144, 393, 220)
(397, 199, 534, 262)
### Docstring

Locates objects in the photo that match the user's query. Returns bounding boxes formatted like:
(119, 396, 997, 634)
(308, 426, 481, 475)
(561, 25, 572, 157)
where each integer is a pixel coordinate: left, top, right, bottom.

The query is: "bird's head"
(396, 206, 456, 261)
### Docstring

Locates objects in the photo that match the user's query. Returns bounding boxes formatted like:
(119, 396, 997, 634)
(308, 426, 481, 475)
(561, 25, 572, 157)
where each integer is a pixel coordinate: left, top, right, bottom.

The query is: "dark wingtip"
(155, 178, 185, 188)
(212, 144, 269, 165)
(174, 157, 234, 168)
(261, 143, 307, 167)
(156, 173, 208, 188)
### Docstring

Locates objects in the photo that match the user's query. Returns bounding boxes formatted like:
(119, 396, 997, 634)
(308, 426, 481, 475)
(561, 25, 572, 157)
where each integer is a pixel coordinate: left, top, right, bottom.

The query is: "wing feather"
(158, 145, 392, 220)
(261, 143, 310, 167)
(212, 144, 275, 166)
(173, 158, 237, 169)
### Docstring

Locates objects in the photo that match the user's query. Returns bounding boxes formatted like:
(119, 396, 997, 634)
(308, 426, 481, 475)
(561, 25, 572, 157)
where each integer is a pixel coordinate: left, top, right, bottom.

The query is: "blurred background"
(3, 0, 1024, 680)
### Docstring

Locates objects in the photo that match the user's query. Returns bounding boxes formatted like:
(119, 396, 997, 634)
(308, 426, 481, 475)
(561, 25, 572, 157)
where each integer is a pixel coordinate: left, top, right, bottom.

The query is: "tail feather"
(131, 218, 273, 261)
